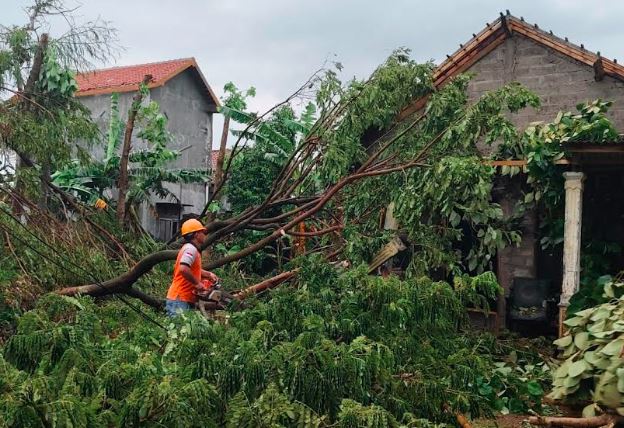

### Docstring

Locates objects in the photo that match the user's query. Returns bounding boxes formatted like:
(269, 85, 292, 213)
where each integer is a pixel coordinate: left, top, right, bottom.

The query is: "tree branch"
(116, 74, 152, 224)
(286, 225, 342, 237)
(528, 414, 624, 427)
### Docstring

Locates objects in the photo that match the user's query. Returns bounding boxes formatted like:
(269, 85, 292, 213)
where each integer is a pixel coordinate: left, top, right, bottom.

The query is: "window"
(157, 218, 180, 241)
(156, 203, 181, 241)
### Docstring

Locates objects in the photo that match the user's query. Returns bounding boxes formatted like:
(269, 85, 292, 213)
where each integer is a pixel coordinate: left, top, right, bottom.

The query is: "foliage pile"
(0, 196, 167, 332)
(549, 276, 624, 416)
(211, 59, 541, 279)
(307, 66, 539, 277)
(0, 260, 550, 427)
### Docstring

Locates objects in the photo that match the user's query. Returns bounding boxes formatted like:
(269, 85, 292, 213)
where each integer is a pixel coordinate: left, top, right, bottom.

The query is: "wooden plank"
(510, 23, 596, 65)
(397, 94, 430, 121)
(500, 15, 512, 37)
(487, 160, 527, 167)
(435, 20, 503, 78)
(508, 24, 624, 81)
(435, 33, 506, 87)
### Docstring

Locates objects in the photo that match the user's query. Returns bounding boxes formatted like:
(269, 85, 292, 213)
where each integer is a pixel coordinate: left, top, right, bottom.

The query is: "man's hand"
(193, 280, 209, 296)
(620, 344, 624, 358)
(205, 271, 219, 282)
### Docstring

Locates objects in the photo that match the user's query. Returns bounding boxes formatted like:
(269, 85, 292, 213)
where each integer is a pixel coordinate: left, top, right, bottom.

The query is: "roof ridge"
(76, 57, 195, 75)
(505, 14, 603, 60)
(398, 12, 624, 120)
(434, 12, 624, 84)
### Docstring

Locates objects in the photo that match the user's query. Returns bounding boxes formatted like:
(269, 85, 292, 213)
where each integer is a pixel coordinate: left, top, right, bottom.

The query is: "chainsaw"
(195, 279, 237, 315)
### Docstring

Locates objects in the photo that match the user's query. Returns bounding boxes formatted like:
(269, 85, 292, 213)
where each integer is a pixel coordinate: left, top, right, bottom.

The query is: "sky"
(4, 0, 624, 148)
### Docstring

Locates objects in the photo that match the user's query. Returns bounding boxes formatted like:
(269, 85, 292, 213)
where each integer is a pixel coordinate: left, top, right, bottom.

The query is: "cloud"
(4, 0, 624, 147)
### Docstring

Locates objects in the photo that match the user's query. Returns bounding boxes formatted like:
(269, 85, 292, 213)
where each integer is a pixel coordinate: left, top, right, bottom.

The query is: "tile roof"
(399, 13, 624, 120)
(75, 57, 220, 106)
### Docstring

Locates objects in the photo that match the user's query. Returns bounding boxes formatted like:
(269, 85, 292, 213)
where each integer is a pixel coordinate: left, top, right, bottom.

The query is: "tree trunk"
(528, 414, 624, 427)
(38, 160, 51, 210)
(58, 268, 298, 310)
(54, 110, 431, 302)
(51, 76, 439, 305)
(12, 33, 49, 216)
(126, 288, 165, 309)
(56, 249, 177, 298)
(23, 33, 49, 106)
(234, 269, 298, 299)
(116, 74, 152, 225)
(213, 115, 230, 191)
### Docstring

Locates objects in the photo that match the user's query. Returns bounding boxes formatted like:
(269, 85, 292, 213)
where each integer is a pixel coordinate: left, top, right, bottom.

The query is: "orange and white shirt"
(166, 243, 201, 303)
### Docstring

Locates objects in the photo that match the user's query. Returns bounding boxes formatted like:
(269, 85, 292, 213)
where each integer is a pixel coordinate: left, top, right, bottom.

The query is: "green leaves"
(53, 92, 207, 209)
(526, 381, 544, 397)
(568, 360, 588, 378)
(38, 47, 78, 97)
(225, 103, 313, 215)
(0, 262, 551, 426)
(495, 100, 620, 260)
(550, 294, 624, 411)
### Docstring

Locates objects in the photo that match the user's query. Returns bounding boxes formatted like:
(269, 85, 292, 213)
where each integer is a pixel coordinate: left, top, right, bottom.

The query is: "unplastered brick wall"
(493, 177, 538, 329)
(468, 35, 624, 155)
(464, 35, 624, 328)
(494, 177, 537, 289)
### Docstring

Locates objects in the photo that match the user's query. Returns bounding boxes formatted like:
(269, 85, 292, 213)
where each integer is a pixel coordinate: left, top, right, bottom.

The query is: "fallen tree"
(0, 261, 550, 426)
(52, 51, 539, 307)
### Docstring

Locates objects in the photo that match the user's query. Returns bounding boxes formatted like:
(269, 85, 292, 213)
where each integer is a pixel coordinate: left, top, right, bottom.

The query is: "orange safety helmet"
(181, 219, 207, 236)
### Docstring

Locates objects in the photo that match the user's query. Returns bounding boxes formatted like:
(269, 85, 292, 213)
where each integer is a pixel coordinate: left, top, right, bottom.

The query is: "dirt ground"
(474, 404, 582, 427)
(474, 414, 531, 427)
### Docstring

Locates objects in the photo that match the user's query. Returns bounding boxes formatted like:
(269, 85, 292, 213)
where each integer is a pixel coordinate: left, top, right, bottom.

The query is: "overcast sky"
(4, 0, 624, 148)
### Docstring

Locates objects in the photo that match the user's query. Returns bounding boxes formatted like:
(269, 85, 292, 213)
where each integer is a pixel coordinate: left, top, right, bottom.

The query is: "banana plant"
(52, 92, 208, 209)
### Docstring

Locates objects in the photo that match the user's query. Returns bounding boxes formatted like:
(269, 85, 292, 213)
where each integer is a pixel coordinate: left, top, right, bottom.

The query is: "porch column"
(559, 171, 585, 336)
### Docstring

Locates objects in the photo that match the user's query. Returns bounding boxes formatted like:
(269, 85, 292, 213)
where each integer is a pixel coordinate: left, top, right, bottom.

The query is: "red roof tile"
(75, 57, 220, 106)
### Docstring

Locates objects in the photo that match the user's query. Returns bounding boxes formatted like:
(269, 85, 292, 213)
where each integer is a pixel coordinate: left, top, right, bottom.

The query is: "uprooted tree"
(49, 51, 540, 307)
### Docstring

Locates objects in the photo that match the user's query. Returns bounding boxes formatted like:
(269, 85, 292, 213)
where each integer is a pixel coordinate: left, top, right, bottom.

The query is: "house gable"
(466, 34, 624, 133)
(75, 58, 220, 110)
(399, 13, 624, 124)
(75, 61, 217, 239)
(392, 15, 624, 331)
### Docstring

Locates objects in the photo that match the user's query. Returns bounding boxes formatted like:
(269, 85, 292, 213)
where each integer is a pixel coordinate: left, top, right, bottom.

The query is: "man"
(166, 218, 218, 316)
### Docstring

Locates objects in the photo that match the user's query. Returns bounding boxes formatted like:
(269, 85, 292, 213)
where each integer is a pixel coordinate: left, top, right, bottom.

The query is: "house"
(75, 58, 220, 240)
(397, 12, 624, 332)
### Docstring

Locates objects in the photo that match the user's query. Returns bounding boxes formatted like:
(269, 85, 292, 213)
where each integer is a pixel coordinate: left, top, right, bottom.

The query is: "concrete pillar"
(559, 171, 585, 336)
(383, 202, 399, 230)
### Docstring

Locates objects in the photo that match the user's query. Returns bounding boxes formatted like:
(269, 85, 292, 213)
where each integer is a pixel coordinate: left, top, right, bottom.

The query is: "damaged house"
(392, 12, 624, 333)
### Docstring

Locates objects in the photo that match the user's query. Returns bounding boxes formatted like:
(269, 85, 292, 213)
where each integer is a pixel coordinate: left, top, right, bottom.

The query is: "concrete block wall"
(468, 35, 624, 150)
(151, 69, 214, 218)
(464, 34, 624, 327)
(494, 178, 538, 329)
